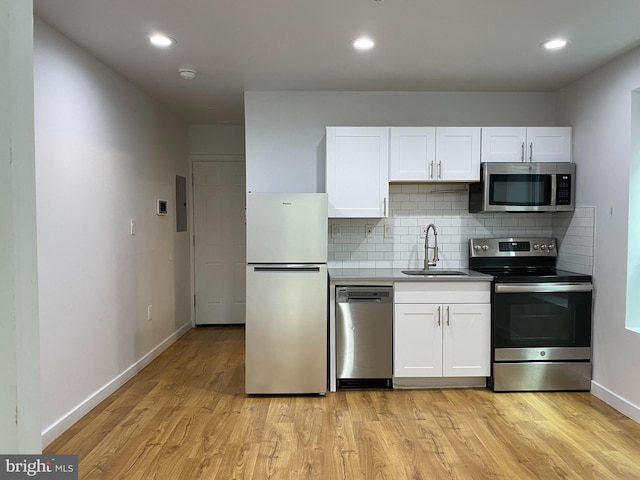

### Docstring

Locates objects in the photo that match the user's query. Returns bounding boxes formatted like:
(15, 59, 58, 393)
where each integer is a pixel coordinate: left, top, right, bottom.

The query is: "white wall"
(0, 0, 41, 453)
(34, 18, 191, 445)
(557, 44, 640, 421)
(189, 124, 245, 156)
(244, 91, 558, 192)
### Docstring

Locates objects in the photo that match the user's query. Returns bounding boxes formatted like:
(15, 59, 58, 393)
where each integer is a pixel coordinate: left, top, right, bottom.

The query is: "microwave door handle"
(550, 174, 557, 206)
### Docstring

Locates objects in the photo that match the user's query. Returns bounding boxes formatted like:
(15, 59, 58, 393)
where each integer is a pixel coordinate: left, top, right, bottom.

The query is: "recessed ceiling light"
(149, 34, 176, 48)
(353, 37, 375, 51)
(542, 38, 568, 50)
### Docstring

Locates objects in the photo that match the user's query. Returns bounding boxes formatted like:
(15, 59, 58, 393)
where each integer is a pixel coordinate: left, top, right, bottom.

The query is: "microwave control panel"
(556, 174, 572, 205)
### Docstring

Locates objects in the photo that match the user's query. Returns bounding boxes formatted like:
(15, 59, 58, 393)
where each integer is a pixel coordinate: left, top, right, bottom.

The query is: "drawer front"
(394, 281, 490, 304)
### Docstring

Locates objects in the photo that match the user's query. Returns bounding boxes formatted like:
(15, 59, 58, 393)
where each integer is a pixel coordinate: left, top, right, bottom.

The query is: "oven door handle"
(495, 282, 593, 293)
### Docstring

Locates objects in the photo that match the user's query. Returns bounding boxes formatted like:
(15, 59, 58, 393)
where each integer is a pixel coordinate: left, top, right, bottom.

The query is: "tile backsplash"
(328, 184, 595, 275)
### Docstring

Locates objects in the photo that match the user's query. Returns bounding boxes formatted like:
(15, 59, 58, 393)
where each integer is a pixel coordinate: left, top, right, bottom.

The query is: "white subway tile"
(417, 201, 436, 210)
(400, 218, 419, 227)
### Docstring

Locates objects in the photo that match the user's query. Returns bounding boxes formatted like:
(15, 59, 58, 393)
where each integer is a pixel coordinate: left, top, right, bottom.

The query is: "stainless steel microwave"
(469, 162, 575, 213)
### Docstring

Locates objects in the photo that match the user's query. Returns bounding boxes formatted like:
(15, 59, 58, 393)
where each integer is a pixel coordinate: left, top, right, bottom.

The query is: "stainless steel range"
(469, 237, 593, 392)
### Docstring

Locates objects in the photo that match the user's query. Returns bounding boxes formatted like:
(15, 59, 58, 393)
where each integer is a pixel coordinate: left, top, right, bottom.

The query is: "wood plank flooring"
(45, 327, 640, 479)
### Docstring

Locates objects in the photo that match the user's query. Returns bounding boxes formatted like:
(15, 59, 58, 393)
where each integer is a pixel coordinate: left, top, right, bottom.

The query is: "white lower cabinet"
(394, 282, 491, 378)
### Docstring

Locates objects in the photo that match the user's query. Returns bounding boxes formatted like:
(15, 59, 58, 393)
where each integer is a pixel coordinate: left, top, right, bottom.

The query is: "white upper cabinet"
(326, 126, 389, 218)
(479, 127, 527, 163)
(389, 127, 481, 182)
(389, 127, 436, 181)
(436, 127, 482, 181)
(526, 127, 572, 162)
(481, 127, 572, 163)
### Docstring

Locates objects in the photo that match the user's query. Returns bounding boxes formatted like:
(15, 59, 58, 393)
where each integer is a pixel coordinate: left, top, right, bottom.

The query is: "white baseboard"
(591, 380, 640, 424)
(41, 321, 193, 448)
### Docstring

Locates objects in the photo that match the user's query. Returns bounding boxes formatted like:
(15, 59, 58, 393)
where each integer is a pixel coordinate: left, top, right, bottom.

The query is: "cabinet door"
(435, 127, 481, 181)
(394, 303, 442, 377)
(527, 127, 572, 163)
(326, 127, 389, 217)
(389, 127, 436, 181)
(442, 303, 490, 377)
(481, 127, 527, 162)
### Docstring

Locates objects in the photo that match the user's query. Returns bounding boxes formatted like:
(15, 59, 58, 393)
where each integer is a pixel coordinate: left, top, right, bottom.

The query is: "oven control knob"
(474, 245, 481, 251)
(481, 245, 489, 251)
(533, 244, 539, 250)
(548, 244, 555, 250)
(540, 351, 546, 357)
(541, 244, 547, 250)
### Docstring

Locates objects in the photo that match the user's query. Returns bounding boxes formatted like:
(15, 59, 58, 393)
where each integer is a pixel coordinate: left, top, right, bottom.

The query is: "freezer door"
(246, 193, 328, 263)
(245, 264, 328, 394)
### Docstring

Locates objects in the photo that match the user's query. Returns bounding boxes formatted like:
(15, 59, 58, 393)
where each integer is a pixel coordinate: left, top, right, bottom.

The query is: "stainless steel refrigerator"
(245, 193, 328, 394)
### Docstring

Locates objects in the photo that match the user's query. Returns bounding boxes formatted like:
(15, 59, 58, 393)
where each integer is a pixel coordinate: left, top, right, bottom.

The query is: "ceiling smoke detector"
(178, 68, 198, 80)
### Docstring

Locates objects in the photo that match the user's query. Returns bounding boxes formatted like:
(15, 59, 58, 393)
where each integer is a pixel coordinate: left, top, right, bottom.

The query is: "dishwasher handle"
(336, 287, 393, 303)
(345, 296, 385, 303)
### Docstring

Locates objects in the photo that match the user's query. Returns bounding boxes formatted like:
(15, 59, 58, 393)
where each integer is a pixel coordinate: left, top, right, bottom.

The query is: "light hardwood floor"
(46, 327, 640, 479)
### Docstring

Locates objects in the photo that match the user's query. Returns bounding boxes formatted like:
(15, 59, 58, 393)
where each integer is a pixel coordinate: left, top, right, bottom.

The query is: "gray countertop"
(329, 268, 493, 283)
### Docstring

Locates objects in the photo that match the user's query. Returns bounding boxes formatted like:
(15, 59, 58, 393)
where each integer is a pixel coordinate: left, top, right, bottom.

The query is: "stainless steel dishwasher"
(336, 286, 393, 388)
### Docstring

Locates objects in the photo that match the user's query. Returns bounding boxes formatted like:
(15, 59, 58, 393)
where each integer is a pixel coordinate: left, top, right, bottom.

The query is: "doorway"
(192, 161, 246, 325)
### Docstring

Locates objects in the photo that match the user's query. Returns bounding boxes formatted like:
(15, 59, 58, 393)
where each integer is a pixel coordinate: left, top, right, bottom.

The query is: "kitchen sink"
(401, 269, 468, 276)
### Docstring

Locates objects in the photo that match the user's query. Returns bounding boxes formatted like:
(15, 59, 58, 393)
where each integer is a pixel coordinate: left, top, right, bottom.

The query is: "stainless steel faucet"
(423, 223, 439, 270)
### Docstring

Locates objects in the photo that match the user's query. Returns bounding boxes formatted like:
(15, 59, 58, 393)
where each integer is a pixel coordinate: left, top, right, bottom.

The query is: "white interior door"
(193, 161, 246, 325)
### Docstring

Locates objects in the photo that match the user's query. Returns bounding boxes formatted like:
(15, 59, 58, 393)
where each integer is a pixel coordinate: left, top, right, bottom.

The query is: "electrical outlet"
(331, 224, 341, 238)
(384, 223, 394, 238)
(421, 225, 429, 238)
(365, 224, 375, 238)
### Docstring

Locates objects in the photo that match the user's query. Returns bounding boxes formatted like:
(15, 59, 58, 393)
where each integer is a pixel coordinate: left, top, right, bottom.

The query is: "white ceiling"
(34, 0, 640, 125)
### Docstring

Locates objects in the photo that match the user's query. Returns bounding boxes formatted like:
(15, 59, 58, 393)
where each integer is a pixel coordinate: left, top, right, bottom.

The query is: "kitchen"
(4, 0, 640, 473)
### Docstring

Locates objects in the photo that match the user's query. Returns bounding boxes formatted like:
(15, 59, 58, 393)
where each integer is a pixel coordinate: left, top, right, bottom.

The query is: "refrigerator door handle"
(252, 265, 322, 273)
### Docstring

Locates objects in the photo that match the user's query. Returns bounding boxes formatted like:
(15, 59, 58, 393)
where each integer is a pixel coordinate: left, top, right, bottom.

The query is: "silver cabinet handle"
(446, 305, 450, 326)
(438, 161, 442, 179)
(437, 306, 441, 326)
(521, 142, 525, 162)
(429, 161, 434, 179)
(529, 142, 533, 162)
(383, 197, 387, 216)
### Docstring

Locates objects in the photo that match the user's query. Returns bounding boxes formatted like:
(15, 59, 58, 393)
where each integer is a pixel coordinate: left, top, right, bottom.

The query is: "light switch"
(130, 219, 135, 235)
(157, 199, 168, 216)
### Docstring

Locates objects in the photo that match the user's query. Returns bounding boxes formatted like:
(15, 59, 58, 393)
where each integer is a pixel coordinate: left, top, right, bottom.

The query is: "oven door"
(492, 282, 592, 361)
